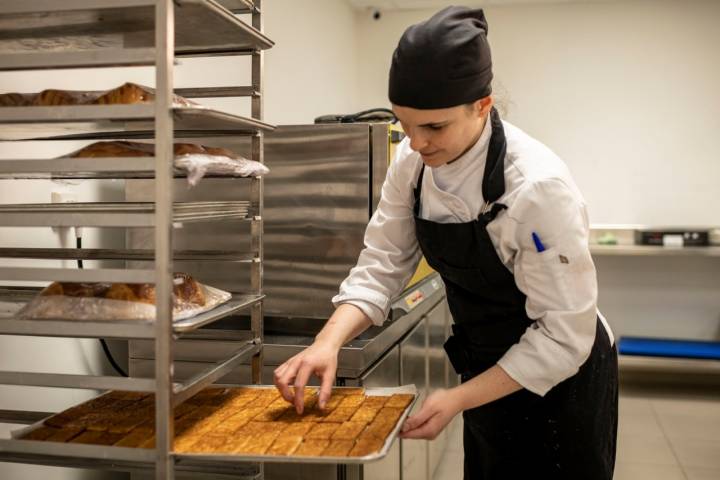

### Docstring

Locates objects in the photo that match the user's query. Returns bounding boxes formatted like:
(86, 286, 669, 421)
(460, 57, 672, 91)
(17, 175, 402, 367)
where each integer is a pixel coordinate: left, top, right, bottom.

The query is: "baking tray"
(0, 105, 275, 141)
(11, 385, 418, 465)
(177, 384, 418, 464)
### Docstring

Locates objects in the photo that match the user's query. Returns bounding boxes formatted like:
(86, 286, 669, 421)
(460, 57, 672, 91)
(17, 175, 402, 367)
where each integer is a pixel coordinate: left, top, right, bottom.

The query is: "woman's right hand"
(273, 340, 340, 414)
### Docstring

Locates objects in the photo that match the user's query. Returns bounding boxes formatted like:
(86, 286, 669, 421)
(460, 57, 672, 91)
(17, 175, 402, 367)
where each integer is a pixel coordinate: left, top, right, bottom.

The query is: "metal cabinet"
(426, 301, 449, 478)
(400, 316, 429, 480)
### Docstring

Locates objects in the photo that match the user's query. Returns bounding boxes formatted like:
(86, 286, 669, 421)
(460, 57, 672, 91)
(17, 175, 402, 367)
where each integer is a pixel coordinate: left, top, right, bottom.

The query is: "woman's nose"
(409, 131, 428, 152)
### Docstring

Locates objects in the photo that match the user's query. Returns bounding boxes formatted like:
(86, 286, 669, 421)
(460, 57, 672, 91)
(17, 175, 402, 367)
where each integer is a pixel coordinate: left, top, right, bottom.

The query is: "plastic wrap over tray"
(17, 283, 231, 321)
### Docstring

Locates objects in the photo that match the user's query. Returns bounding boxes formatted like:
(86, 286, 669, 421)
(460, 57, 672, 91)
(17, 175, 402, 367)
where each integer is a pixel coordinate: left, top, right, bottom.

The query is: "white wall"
(355, 0, 720, 227)
(0, 1, 356, 478)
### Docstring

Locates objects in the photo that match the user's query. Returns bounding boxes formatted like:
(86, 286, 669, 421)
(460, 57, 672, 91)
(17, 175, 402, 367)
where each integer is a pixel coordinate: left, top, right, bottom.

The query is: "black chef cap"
(389, 6, 493, 109)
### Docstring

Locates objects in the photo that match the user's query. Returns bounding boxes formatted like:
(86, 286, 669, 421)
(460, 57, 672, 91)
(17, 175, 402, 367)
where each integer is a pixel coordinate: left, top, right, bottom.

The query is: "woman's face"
(393, 97, 492, 168)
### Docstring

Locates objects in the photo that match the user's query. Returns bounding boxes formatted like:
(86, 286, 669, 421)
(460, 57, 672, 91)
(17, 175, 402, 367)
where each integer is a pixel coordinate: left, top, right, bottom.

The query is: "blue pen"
(532, 232, 546, 252)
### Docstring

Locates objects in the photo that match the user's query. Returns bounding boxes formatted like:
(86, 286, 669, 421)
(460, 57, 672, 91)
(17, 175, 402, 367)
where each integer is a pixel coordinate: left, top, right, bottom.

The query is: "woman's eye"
(428, 125, 443, 131)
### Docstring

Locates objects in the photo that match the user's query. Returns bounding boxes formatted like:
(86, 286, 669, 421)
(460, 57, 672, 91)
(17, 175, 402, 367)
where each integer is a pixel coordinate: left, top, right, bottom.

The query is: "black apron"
(413, 108, 618, 480)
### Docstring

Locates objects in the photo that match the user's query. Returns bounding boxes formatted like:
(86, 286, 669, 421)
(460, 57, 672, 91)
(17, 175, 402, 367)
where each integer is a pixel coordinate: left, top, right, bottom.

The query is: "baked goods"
(41, 272, 204, 307)
(0, 82, 195, 108)
(67, 140, 245, 162)
(20, 387, 413, 459)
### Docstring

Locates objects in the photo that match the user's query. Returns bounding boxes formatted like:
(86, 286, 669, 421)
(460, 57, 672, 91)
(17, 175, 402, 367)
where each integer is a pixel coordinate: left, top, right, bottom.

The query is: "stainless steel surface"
(0, 0, 269, 477)
(0, 201, 252, 227)
(0, 248, 255, 262)
(400, 318, 429, 480)
(125, 123, 392, 320)
(0, 0, 273, 71)
(172, 341, 260, 405)
(0, 371, 156, 391)
(590, 245, 720, 257)
(0, 106, 275, 141)
(0, 266, 154, 283)
(0, 410, 54, 425)
(0, 439, 261, 478)
(359, 346, 401, 480)
(370, 123, 391, 213)
(249, 0, 265, 387)
(426, 301, 447, 478)
(175, 86, 259, 98)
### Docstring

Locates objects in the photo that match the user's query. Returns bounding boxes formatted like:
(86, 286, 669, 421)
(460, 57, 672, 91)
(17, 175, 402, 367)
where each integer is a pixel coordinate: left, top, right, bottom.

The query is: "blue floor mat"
(619, 337, 720, 360)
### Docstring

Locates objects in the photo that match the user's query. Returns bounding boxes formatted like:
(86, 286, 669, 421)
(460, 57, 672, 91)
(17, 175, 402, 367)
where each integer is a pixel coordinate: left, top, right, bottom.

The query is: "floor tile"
(619, 396, 665, 438)
(616, 434, 679, 466)
(669, 438, 720, 469)
(684, 467, 720, 480)
(613, 463, 687, 480)
(653, 398, 720, 442)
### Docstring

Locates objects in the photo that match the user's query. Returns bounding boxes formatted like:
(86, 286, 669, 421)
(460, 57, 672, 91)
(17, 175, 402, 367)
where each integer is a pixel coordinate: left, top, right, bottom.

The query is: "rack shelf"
(0, 105, 274, 141)
(0, 0, 273, 71)
(0, 248, 255, 262)
(0, 0, 268, 477)
(0, 440, 261, 479)
(0, 289, 264, 339)
(0, 201, 253, 227)
(590, 245, 720, 257)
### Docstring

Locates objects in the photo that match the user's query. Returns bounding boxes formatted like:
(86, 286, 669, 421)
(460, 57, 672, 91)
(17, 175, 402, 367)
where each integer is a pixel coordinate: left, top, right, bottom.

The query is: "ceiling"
(347, 0, 618, 10)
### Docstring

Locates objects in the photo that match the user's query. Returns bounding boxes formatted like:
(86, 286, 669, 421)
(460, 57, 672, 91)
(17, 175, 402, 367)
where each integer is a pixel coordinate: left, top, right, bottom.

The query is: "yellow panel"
(386, 123, 435, 287)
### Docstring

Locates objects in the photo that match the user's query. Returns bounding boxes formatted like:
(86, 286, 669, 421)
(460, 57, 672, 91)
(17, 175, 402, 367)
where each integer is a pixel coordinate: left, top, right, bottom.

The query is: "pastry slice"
(361, 396, 389, 408)
(185, 434, 228, 453)
(348, 430, 385, 457)
(47, 427, 84, 443)
(350, 405, 381, 424)
(294, 439, 330, 456)
(266, 435, 303, 456)
(337, 395, 366, 409)
(320, 440, 355, 457)
(320, 407, 358, 423)
(115, 428, 151, 448)
(331, 421, 368, 441)
(384, 394, 414, 409)
(305, 423, 339, 440)
(21, 425, 60, 441)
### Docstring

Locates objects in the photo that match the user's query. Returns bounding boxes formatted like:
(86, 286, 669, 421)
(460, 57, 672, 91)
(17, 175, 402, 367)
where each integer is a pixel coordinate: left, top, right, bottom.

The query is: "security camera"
(372, 9, 381, 20)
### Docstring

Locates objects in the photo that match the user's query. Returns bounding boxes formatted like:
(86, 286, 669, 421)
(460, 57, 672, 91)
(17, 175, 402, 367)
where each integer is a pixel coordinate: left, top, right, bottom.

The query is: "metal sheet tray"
(179, 384, 418, 464)
(0, 105, 275, 141)
(0, 0, 273, 71)
(10, 385, 417, 466)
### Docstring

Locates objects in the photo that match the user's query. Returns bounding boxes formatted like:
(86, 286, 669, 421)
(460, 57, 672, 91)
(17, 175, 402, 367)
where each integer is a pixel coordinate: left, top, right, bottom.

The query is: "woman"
(274, 6, 618, 479)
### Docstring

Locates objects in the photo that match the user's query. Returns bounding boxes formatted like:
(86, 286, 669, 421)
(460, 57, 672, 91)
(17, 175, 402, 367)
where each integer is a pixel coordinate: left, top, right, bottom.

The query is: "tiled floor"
(432, 381, 720, 480)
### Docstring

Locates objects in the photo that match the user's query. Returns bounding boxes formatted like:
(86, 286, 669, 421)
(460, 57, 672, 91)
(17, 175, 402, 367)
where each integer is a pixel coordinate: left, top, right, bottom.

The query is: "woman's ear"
(476, 96, 494, 117)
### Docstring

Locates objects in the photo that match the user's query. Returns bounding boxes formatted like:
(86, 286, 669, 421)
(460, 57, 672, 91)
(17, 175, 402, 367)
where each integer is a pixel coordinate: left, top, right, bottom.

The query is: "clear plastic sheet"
(17, 283, 231, 322)
(175, 153, 269, 187)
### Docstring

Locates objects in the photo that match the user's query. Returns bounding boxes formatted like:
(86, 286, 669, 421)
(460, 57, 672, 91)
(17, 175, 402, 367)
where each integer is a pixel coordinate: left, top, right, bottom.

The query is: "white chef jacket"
(331, 116, 614, 396)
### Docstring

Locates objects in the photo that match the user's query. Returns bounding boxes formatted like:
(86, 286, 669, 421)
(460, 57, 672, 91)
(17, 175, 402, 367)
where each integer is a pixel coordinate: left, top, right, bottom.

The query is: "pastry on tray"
(18, 386, 414, 459)
(0, 82, 195, 108)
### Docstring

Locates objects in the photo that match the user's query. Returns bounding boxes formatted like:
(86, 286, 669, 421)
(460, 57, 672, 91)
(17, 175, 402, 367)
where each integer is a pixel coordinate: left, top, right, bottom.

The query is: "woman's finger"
(293, 363, 314, 414)
(318, 364, 336, 410)
(274, 360, 299, 402)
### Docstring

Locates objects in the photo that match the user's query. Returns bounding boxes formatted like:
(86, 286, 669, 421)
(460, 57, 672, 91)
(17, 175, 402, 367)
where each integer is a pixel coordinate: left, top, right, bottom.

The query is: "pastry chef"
(274, 6, 618, 479)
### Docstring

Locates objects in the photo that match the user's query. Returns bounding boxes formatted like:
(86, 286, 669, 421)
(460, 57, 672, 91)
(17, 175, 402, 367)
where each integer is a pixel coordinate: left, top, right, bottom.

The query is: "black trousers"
(462, 321, 618, 480)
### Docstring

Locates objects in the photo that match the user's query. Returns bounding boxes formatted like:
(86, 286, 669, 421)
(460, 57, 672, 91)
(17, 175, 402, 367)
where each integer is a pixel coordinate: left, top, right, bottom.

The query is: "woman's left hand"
(399, 388, 463, 440)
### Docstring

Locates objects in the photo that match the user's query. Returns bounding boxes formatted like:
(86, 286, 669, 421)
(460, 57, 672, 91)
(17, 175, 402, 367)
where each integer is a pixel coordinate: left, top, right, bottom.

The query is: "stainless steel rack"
(0, 1, 271, 479)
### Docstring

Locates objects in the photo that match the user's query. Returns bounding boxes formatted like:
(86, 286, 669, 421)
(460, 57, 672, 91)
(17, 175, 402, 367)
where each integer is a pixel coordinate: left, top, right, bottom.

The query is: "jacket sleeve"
(332, 140, 423, 325)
